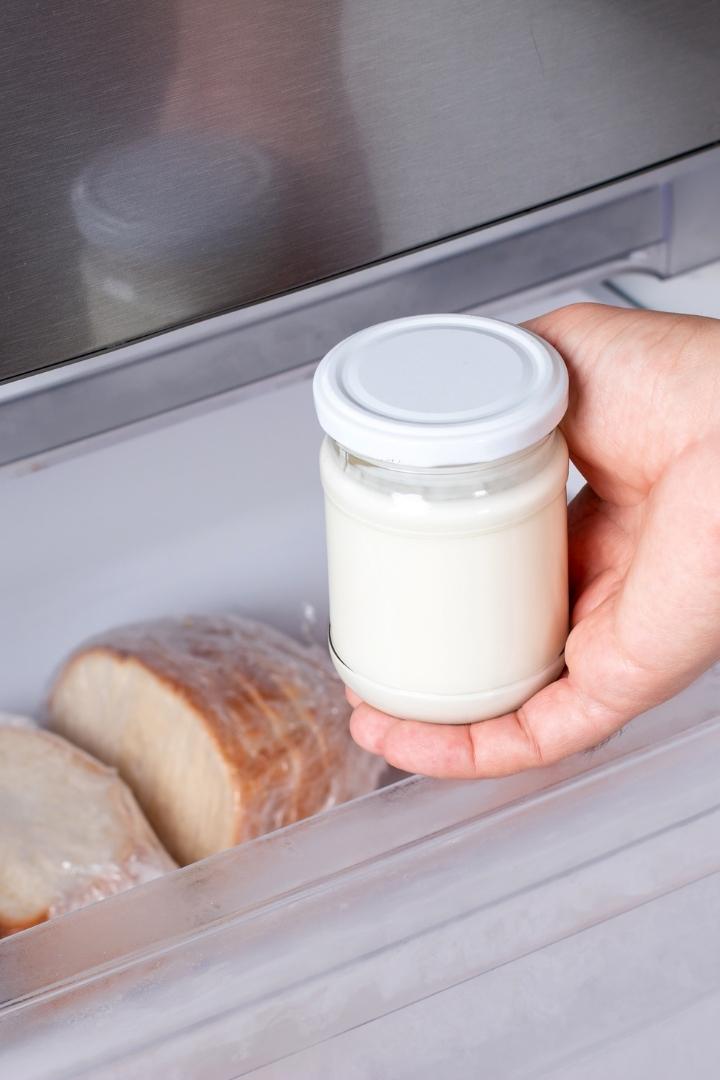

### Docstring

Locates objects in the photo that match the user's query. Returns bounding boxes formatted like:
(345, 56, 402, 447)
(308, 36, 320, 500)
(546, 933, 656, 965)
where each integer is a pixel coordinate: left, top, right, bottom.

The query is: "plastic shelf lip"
(3, 796, 718, 1076)
(2, 706, 719, 1019)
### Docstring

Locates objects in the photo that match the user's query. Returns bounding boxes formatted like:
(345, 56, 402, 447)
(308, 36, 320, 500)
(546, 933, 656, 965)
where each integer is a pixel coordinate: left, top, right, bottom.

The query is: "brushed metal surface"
(1, 0, 719, 381)
(0, 178, 668, 466)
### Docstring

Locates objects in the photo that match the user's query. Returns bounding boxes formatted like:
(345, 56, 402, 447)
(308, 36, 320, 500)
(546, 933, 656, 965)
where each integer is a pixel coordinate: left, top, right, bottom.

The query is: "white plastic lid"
(313, 314, 569, 466)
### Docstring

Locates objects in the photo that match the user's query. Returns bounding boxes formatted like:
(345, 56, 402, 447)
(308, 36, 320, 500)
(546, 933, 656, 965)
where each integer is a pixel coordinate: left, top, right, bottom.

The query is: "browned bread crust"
(49, 616, 382, 864)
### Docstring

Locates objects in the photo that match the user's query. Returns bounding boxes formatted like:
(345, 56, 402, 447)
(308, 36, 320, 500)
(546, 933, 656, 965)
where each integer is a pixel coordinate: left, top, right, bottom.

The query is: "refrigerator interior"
(1, 271, 719, 1078)
(0, 284, 601, 717)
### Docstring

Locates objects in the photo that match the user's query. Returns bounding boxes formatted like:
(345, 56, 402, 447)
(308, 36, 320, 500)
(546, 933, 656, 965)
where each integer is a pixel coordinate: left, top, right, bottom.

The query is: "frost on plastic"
(0, 718, 175, 938)
(47, 615, 386, 865)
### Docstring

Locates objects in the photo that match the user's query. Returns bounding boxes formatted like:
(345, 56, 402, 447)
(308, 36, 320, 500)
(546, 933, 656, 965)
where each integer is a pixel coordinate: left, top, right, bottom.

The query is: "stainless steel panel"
(0, 179, 667, 466)
(1, 1, 719, 381)
(665, 153, 720, 274)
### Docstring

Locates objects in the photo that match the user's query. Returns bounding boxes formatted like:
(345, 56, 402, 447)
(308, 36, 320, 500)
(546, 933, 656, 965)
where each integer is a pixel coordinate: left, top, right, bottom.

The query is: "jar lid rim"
(313, 315, 569, 466)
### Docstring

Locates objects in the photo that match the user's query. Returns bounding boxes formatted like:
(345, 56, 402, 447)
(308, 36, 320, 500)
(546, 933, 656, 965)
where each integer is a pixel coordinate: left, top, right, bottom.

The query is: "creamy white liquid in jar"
(313, 315, 570, 724)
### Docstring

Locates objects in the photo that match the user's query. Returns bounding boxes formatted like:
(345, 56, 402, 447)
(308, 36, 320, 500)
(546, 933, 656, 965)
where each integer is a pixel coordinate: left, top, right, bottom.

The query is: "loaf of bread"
(0, 716, 175, 938)
(48, 616, 383, 865)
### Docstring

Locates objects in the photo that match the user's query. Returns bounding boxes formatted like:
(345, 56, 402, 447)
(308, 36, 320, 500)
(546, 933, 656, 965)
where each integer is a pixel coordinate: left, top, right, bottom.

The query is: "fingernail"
(349, 705, 394, 755)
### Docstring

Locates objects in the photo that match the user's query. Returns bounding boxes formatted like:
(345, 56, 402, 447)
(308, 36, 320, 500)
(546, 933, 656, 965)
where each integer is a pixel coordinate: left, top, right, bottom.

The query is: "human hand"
(348, 303, 720, 777)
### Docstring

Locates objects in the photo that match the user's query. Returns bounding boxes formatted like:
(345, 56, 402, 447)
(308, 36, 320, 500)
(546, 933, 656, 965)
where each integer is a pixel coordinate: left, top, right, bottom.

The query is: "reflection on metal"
(4, 145, 720, 468)
(1, 1, 719, 381)
(0, 173, 665, 467)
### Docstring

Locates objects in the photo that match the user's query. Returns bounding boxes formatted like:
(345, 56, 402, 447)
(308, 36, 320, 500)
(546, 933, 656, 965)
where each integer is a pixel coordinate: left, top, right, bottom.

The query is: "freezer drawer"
(1, 278, 719, 1078)
(2, 671, 719, 1078)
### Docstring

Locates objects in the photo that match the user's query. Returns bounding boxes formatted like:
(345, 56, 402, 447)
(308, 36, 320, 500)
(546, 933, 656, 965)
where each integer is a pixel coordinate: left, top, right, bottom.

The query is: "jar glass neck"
(328, 432, 560, 498)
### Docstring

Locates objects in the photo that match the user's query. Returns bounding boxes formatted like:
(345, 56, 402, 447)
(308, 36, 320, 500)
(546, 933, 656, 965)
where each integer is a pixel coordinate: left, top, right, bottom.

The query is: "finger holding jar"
(343, 304, 720, 778)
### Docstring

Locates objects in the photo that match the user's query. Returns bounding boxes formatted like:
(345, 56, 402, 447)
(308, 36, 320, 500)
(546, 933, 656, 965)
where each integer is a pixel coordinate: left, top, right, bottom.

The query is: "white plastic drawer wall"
(2, 277, 719, 1078)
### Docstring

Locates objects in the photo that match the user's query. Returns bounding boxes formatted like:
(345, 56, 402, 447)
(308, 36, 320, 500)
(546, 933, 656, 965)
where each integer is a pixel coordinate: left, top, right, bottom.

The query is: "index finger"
(523, 303, 717, 504)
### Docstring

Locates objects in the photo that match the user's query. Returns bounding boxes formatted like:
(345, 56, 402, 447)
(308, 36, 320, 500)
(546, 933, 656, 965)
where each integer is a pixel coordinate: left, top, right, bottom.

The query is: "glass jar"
(313, 314, 570, 724)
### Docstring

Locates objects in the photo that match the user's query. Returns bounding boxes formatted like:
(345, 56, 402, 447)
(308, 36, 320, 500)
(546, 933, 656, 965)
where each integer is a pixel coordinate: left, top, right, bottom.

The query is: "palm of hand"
(349, 304, 720, 778)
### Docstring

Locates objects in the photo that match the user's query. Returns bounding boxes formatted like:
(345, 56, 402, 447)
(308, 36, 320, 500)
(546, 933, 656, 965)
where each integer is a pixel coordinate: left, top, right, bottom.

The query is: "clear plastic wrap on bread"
(0, 716, 176, 938)
(48, 615, 385, 865)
